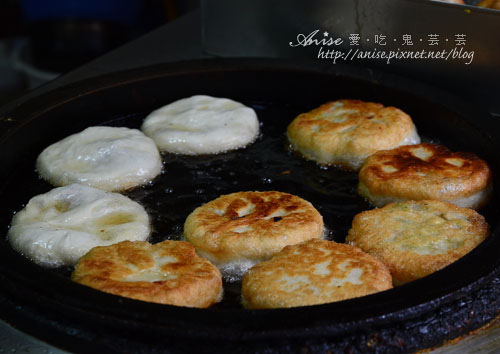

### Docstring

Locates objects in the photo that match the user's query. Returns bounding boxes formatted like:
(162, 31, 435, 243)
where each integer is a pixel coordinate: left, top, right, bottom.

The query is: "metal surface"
(202, 0, 500, 116)
(0, 59, 499, 353)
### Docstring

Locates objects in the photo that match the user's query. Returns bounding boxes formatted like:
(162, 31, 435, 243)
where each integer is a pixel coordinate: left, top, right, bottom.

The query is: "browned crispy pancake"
(286, 99, 420, 169)
(358, 143, 492, 209)
(71, 240, 223, 307)
(241, 239, 392, 309)
(346, 200, 489, 285)
(184, 191, 324, 279)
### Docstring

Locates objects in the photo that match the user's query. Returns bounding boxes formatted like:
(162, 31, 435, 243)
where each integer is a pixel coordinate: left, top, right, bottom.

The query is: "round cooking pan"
(0, 59, 499, 353)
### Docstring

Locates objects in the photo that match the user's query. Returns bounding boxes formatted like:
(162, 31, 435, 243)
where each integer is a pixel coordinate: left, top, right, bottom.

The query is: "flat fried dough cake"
(141, 95, 260, 155)
(346, 200, 490, 285)
(72, 240, 223, 308)
(358, 143, 493, 209)
(241, 239, 392, 309)
(287, 99, 420, 169)
(8, 184, 151, 267)
(184, 191, 324, 280)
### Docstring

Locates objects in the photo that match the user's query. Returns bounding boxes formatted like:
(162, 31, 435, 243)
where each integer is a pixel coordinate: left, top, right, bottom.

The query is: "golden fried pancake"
(358, 143, 493, 209)
(241, 239, 392, 309)
(346, 200, 489, 285)
(184, 191, 324, 280)
(477, 0, 500, 9)
(72, 240, 223, 308)
(287, 99, 420, 169)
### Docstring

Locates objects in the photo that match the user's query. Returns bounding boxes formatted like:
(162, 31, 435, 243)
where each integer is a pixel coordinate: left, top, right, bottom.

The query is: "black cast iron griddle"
(0, 59, 499, 353)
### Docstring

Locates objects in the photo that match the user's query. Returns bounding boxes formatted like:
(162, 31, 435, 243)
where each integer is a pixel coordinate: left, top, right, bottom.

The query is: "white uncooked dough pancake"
(37, 126, 163, 192)
(141, 95, 260, 154)
(7, 184, 151, 267)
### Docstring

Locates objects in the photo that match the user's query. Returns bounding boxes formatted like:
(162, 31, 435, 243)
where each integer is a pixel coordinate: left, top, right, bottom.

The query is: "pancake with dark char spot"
(184, 191, 324, 280)
(358, 143, 492, 209)
(72, 240, 223, 308)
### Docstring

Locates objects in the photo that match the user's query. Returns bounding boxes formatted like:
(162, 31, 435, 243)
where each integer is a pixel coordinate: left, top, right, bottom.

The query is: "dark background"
(0, 0, 200, 105)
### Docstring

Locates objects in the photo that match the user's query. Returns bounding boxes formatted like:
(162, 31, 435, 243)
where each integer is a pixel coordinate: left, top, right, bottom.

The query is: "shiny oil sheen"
(2, 100, 497, 310)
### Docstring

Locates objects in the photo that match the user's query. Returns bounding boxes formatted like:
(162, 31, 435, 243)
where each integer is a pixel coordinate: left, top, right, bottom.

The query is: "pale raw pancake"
(72, 240, 222, 307)
(8, 184, 150, 267)
(141, 95, 259, 155)
(184, 191, 324, 280)
(287, 99, 420, 169)
(346, 200, 489, 285)
(358, 143, 493, 209)
(37, 126, 162, 192)
(241, 239, 392, 309)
